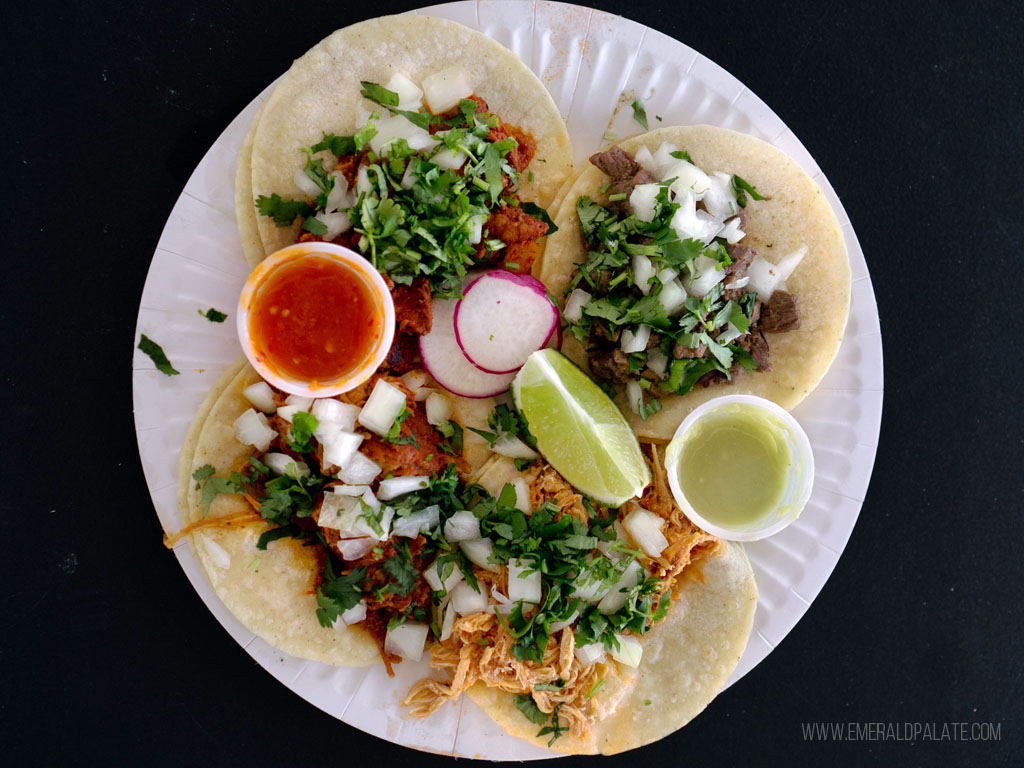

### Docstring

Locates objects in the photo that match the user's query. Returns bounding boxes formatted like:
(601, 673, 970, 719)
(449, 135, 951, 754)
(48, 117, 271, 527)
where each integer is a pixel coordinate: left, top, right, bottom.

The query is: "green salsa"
(677, 404, 793, 528)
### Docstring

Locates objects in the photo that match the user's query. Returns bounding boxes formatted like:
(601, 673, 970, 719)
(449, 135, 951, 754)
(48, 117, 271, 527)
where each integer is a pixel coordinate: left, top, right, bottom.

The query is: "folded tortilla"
(240, 15, 573, 267)
(539, 125, 851, 441)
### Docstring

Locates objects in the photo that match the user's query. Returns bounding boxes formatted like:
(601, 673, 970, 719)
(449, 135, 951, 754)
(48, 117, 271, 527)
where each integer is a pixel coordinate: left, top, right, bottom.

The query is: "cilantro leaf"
(519, 202, 559, 235)
(381, 546, 419, 597)
(288, 411, 319, 453)
(301, 216, 328, 236)
(315, 567, 366, 627)
(630, 98, 649, 130)
(138, 334, 179, 376)
(311, 132, 357, 156)
(255, 194, 313, 227)
(732, 175, 766, 208)
(359, 81, 400, 107)
(198, 308, 227, 323)
(669, 149, 694, 163)
(513, 694, 548, 725)
(192, 465, 215, 489)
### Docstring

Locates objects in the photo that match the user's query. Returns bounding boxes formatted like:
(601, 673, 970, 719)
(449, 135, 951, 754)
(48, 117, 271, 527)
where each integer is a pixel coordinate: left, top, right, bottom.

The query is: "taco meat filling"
(563, 143, 805, 419)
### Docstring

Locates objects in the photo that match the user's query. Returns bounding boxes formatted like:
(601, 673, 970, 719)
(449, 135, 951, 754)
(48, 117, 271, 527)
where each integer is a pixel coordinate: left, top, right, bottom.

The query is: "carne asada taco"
(174, 353, 756, 752)
(539, 125, 850, 440)
(240, 14, 573, 282)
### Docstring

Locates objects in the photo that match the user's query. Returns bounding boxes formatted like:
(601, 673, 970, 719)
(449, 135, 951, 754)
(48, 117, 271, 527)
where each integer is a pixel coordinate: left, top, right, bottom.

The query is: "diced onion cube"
(623, 506, 669, 558)
(385, 73, 423, 110)
(507, 558, 542, 604)
(666, 160, 711, 199)
(199, 534, 231, 570)
(293, 167, 322, 199)
(432, 144, 467, 171)
(598, 560, 643, 614)
(276, 404, 302, 423)
(658, 278, 688, 316)
(717, 322, 744, 345)
(647, 347, 669, 378)
(439, 599, 456, 641)
(285, 395, 314, 410)
(422, 67, 473, 114)
(377, 475, 430, 500)
(425, 392, 453, 426)
(384, 622, 429, 661)
(369, 114, 434, 156)
(685, 255, 727, 298)
(490, 435, 538, 461)
(315, 210, 352, 240)
(400, 370, 429, 398)
(337, 452, 382, 485)
(466, 214, 486, 245)
(575, 642, 607, 666)
(356, 165, 371, 195)
(331, 484, 370, 497)
(336, 538, 374, 561)
(610, 634, 643, 667)
(746, 255, 783, 300)
(460, 538, 499, 572)
(242, 382, 277, 413)
(262, 452, 310, 478)
(340, 601, 367, 626)
(628, 183, 661, 223)
(313, 420, 343, 446)
(358, 379, 408, 436)
(570, 557, 613, 603)
(451, 581, 490, 615)
(620, 324, 651, 354)
(718, 216, 745, 245)
(633, 145, 655, 174)
(232, 409, 276, 452)
(632, 253, 656, 294)
(392, 504, 440, 537)
(318, 492, 361, 532)
(325, 171, 353, 212)
(323, 431, 363, 470)
(702, 171, 739, 219)
(648, 142, 681, 178)
(548, 609, 580, 633)
(563, 288, 592, 323)
(424, 558, 465, 593)
(311, 399, 358, 430)
(513, 478, 531, 513)
(776, 245, 808, 282)
(443, 510, 482, 543)
(626, 380, 643, 416)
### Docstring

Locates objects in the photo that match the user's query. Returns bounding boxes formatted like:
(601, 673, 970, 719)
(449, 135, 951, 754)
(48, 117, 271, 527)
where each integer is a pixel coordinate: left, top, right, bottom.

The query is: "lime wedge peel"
(511, 349, 651, 506)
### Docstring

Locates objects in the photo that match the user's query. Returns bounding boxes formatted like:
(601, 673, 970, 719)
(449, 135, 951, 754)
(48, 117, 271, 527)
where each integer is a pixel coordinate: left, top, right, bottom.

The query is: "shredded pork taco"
(539, 125, 851, 440)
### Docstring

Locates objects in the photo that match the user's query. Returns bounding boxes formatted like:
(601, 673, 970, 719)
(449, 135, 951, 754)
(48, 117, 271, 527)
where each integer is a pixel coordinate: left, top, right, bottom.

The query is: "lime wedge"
(511, 348, 650, 506)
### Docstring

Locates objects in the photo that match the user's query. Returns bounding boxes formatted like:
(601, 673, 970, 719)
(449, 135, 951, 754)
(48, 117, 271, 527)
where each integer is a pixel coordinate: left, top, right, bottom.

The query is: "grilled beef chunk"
(589, 348, 632, 384)
(589, 147, 641, 179)
(381, 332, 419, 375)
(737, 331, 773, 371)
(724, 243, 757, 280)
(610, 169, 658, 199)
(391, 277, 432, 335)
(759, 290, 801, 333)
(673, 342, 707, 359)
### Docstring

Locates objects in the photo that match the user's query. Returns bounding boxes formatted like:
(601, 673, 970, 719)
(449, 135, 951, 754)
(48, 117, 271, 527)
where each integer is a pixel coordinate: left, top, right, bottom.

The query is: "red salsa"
(249, 255, 383, 384)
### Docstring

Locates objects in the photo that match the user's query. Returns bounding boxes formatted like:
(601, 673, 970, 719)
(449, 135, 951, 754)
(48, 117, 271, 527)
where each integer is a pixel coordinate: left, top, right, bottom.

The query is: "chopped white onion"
(369, 115, 434, 156)
(276, 404, 302, 423)
(685, 255, 728, 297)
(460, 537, 499, 572)
(377, 475, 430, 500)
(425, 392, 453, 426)
(325, 171, 353, 212)
(357, 379, 408, 436)
(658, 278, 688, 316)
(443, 510, 482, 543)
(620, 324, 651, 354)
(438, 598, 456, 641)
(285, 394, 312, 408)
(356, 165, 371, 195)
(424, 558, 465, 593)
(316, 210, 352, 240)
(451, 581, 490, 615)
(385, 73, 423, 110)
(548, 609, 580, 633)
(384, 622, 429, 661)
(331, 484, 371, 497)
(317, 493, 361, 532)
(312, 399, 359, 431)
(625, 380, 643, 415)
(400, 369, 428, 393)
(776, 245, 808, 282)
(718, 216, 745, 244)
(703, 171, 739, 219)
(199, 534, 230, 570)
(431, 140, 467, 170)
(622, 506, 669, 557)
(745, 255, 782, 300)
(512, 478, 531, 513)
(392, 505, 440, 537)
(610, 634, 643, 667)
(647, 142, 680, 178)
(339, 601, 367, 626)
(336, 452, 382, 485)
(724, 275, 750, 291)
(400, 162, 416, 190)
(262, 452, 310, 478)
(628, 183, 660, 223)
(633, 146, 655, 174)
(647, 347, 669, 378)
(665, 160, 711, 200)
(598, 560, 644, 614)
(242, 381, 277, 413)
(232, 409, 276, 452)
(563, 288, 592, 324)
(322, 431, 363, 470)
(293, 167, 322, 199)
(312, 419, 343, 446)
(570, 557, 613, 603)
(507, 558, 542, 604)
(421, 67, 473, 114)
(717, 322, 744, 345)
(490, 434, 539, 461)
(336, 537, 374, 561)
(575, 642, 607, 667)
(632, 253, 656, 295)
(466, 214, 486, 245)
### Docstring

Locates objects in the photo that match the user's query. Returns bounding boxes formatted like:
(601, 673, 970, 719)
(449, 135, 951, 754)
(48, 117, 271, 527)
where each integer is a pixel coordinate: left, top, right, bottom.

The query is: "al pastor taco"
(538, 125, 851, 440)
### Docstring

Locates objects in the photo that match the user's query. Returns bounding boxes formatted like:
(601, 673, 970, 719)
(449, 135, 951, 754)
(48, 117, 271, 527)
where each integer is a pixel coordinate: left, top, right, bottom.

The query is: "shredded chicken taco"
(538, 125, 850, 440)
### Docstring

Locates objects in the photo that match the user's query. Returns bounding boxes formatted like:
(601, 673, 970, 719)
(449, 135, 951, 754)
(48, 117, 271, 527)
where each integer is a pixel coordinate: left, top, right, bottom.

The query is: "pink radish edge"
(453, 270, 560, 374)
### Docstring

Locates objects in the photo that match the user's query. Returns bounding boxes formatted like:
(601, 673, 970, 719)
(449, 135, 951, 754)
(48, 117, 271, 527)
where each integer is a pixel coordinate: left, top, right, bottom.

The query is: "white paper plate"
(133, 1, 882, 759)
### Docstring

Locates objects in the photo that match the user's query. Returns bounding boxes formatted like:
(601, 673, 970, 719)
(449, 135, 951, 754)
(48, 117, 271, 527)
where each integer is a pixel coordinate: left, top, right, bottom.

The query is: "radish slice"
(419, 298, 516, 398)
(453, 271, 559, 374)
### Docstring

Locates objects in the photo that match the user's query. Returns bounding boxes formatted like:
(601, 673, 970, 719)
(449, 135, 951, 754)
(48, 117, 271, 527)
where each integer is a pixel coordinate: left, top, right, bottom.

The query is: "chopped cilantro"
(287, 411, 319, 453)
(315, 565, 366, 627)
(586, 678, 605, 699)
(192, 465, 215, 489)
(537, 703, 566, 746)
(198, 307, 227, 323)
(669, 149, 694, 163)
(359, 81, 399, 107)
(732, 174, 766, 208)
(513, 694, 548, 726)
(380, 544, 419, 597)
(519, 201, 559, 235)
(138, 334, 179, 376)
(255, 193, 313, 226)
(310, 132, 357, 156)
(630, 98, 648, 130)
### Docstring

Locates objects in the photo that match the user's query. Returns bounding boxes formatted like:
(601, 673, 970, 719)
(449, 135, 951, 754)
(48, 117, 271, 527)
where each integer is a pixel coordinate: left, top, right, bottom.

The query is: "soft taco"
(173, 355, 756, 753)
(539, 125, 850, 440)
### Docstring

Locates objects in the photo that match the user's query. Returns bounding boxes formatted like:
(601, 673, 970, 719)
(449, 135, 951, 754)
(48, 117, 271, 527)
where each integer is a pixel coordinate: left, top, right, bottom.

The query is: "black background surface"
(2, 1, 1021, 766)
